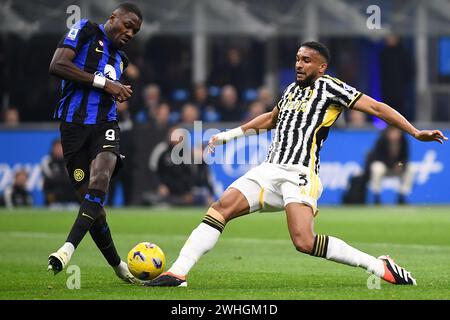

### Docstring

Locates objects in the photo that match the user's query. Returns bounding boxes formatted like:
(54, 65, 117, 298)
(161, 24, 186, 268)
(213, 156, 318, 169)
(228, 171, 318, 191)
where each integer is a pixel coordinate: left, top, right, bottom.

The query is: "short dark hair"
(115, 2, 143, 20)
(300, 41, 330, 63)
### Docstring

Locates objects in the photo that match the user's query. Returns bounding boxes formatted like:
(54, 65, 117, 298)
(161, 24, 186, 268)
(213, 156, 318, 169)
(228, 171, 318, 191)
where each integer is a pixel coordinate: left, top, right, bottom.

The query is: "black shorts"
(60, 121, 123, 188)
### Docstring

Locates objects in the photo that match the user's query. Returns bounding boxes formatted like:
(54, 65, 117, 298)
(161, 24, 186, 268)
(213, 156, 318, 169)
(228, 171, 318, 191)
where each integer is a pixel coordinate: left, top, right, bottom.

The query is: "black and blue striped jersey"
(54, 19, 129, 124)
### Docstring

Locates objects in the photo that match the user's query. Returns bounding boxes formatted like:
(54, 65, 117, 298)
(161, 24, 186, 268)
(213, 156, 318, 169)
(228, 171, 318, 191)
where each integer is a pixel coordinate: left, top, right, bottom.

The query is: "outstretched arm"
(208, 106, 279, 152)
(353, 94, 447, 144)
(241, 106, 279, 134)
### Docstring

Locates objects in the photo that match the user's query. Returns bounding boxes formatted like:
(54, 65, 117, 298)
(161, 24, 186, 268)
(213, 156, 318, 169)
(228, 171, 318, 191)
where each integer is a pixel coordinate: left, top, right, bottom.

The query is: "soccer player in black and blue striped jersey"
(47, 3, 142, 282)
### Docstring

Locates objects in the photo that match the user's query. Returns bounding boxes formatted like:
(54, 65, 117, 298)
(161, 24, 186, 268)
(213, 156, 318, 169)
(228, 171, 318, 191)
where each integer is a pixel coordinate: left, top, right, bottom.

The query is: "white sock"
(168, 223, 221, 276)
(113, 260, 130, 275)
(326, 236, 385, 278)
(60, 242, 75, 261)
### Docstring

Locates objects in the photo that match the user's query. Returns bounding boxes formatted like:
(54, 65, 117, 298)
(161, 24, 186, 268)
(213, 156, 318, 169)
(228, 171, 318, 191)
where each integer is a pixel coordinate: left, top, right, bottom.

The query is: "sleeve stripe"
(324, 79, 354, 100)
(348, 92, 363, 109)
(323, 77, 362, 109)
(57, 43, 77, 50)
(326, 84, 351, 104)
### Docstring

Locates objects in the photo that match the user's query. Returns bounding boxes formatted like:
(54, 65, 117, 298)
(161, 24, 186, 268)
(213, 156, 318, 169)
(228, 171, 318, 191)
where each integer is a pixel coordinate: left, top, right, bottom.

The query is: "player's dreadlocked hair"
(115, 2, 143, 20)
(300, 41, 330, 63)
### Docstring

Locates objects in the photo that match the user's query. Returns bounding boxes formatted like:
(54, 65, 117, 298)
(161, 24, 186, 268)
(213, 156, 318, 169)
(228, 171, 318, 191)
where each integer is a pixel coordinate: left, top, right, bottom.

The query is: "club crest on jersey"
(98, 40, 104, 47)
(104, 64, 117, 81)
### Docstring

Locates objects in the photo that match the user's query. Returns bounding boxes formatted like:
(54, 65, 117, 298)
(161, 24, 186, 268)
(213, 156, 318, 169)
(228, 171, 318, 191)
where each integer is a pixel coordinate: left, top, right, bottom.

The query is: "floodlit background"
(1, 0, 449, 207)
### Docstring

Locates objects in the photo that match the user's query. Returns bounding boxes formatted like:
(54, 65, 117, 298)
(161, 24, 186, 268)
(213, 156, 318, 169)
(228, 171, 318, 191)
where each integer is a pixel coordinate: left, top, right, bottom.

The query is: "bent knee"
(210, 200, 234, 222)
(292, 236, 315, 254)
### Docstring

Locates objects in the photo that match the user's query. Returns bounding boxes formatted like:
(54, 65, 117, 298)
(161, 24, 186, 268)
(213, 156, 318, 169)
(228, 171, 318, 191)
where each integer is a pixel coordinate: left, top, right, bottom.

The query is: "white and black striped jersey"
(266, 75, 363, 174)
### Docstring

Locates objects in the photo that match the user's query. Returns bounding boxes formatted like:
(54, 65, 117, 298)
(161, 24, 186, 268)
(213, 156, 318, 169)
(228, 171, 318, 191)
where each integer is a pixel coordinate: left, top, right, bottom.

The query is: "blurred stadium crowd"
(1, 34, 420, 126)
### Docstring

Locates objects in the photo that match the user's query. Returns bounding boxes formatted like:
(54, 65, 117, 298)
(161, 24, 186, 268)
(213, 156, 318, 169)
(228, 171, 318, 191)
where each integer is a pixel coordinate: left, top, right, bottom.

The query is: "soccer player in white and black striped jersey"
(144, 41, 447, 287)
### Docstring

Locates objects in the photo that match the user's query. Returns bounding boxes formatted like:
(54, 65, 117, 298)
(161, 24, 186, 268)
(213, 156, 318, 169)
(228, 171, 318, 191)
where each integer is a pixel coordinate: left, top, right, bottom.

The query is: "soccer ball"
(127, 242, 166, 280)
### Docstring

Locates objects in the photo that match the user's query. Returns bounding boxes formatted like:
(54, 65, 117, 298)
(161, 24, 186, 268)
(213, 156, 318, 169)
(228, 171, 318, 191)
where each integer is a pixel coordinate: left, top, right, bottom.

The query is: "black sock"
(89, 213, 121, 267)
(66, 189, 105, 248)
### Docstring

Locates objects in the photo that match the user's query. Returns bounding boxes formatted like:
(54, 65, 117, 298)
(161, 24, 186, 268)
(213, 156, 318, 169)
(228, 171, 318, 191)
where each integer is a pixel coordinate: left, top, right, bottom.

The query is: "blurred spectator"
(193, 83, 220, 122)
(368, 126, 414, 205)
(257, 86, 275, 111)
(122, 62, 143, 115)
(243, 101, 266, 123)
(347, 110, 368, 128)
(191, 146, 215, 206)
(148, 127, 195, 206)
(218, 85, 242, 122)
(181, 103, 200, 123)
(2, 169, 33, 208)
(2, 108, 20, 127)
(379, 35, 414, 119)
(135, 83, 162, 123)
(210, 48, 247, 93)
(124, 63, 140, 81)
(107, 101, 135, 206)
(117, 100, 133, 131)
(41, 139, 78, 207)
(154, 102, 171, 129)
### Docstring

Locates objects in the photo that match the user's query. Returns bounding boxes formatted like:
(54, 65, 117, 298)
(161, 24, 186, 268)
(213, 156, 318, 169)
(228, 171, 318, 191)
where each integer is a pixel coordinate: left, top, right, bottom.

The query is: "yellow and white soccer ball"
(127, 242, 166, 280)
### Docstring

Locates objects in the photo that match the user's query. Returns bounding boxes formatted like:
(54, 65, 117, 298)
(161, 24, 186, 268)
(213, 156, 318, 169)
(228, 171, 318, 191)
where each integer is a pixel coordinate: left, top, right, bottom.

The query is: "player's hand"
(207, 128, 243, 153)
(207, 135, 219, 154)
(104, 79, 133, 102)
(414, 130, 448, 144)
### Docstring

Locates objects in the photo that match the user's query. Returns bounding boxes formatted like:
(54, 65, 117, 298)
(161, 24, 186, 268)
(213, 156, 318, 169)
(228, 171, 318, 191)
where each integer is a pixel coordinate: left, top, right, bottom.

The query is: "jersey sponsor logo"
(102, 145, 115, 148)
(281, 89, 314, 113)
(73, 168, 85, 182)
(104, 64, 117, 80)
(67, 27, 79, 40)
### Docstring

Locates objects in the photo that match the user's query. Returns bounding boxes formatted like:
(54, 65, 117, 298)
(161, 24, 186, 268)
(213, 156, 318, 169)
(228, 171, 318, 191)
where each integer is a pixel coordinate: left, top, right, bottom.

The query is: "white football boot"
(113, 260, 141, 284)
(47, 248, 71, 275)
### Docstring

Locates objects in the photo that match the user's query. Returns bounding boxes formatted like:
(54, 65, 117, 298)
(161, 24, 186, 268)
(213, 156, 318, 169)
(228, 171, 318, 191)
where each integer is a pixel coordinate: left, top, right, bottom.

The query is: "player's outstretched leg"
(89, 209, 136, 283)
(48, 152, 132, 281)
(47, 187, 106, 274)
(143, 188, 249, 287)
(143, 207, 225, 287)
(285, 203, 416, 285)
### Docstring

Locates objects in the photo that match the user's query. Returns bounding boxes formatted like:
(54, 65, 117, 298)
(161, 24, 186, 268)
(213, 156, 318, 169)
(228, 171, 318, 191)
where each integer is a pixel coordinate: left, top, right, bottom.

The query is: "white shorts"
(228, 162, 323, 215)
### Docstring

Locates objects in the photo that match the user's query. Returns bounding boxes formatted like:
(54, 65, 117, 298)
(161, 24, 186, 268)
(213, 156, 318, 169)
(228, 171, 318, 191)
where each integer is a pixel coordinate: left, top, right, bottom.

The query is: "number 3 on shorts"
(105, 129, 115, 141)
(299, 173, 308, 186)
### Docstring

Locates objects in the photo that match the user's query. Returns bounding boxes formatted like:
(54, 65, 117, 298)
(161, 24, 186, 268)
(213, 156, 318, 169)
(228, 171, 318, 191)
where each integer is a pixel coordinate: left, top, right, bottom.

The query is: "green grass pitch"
(0, 206, 449, 300)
